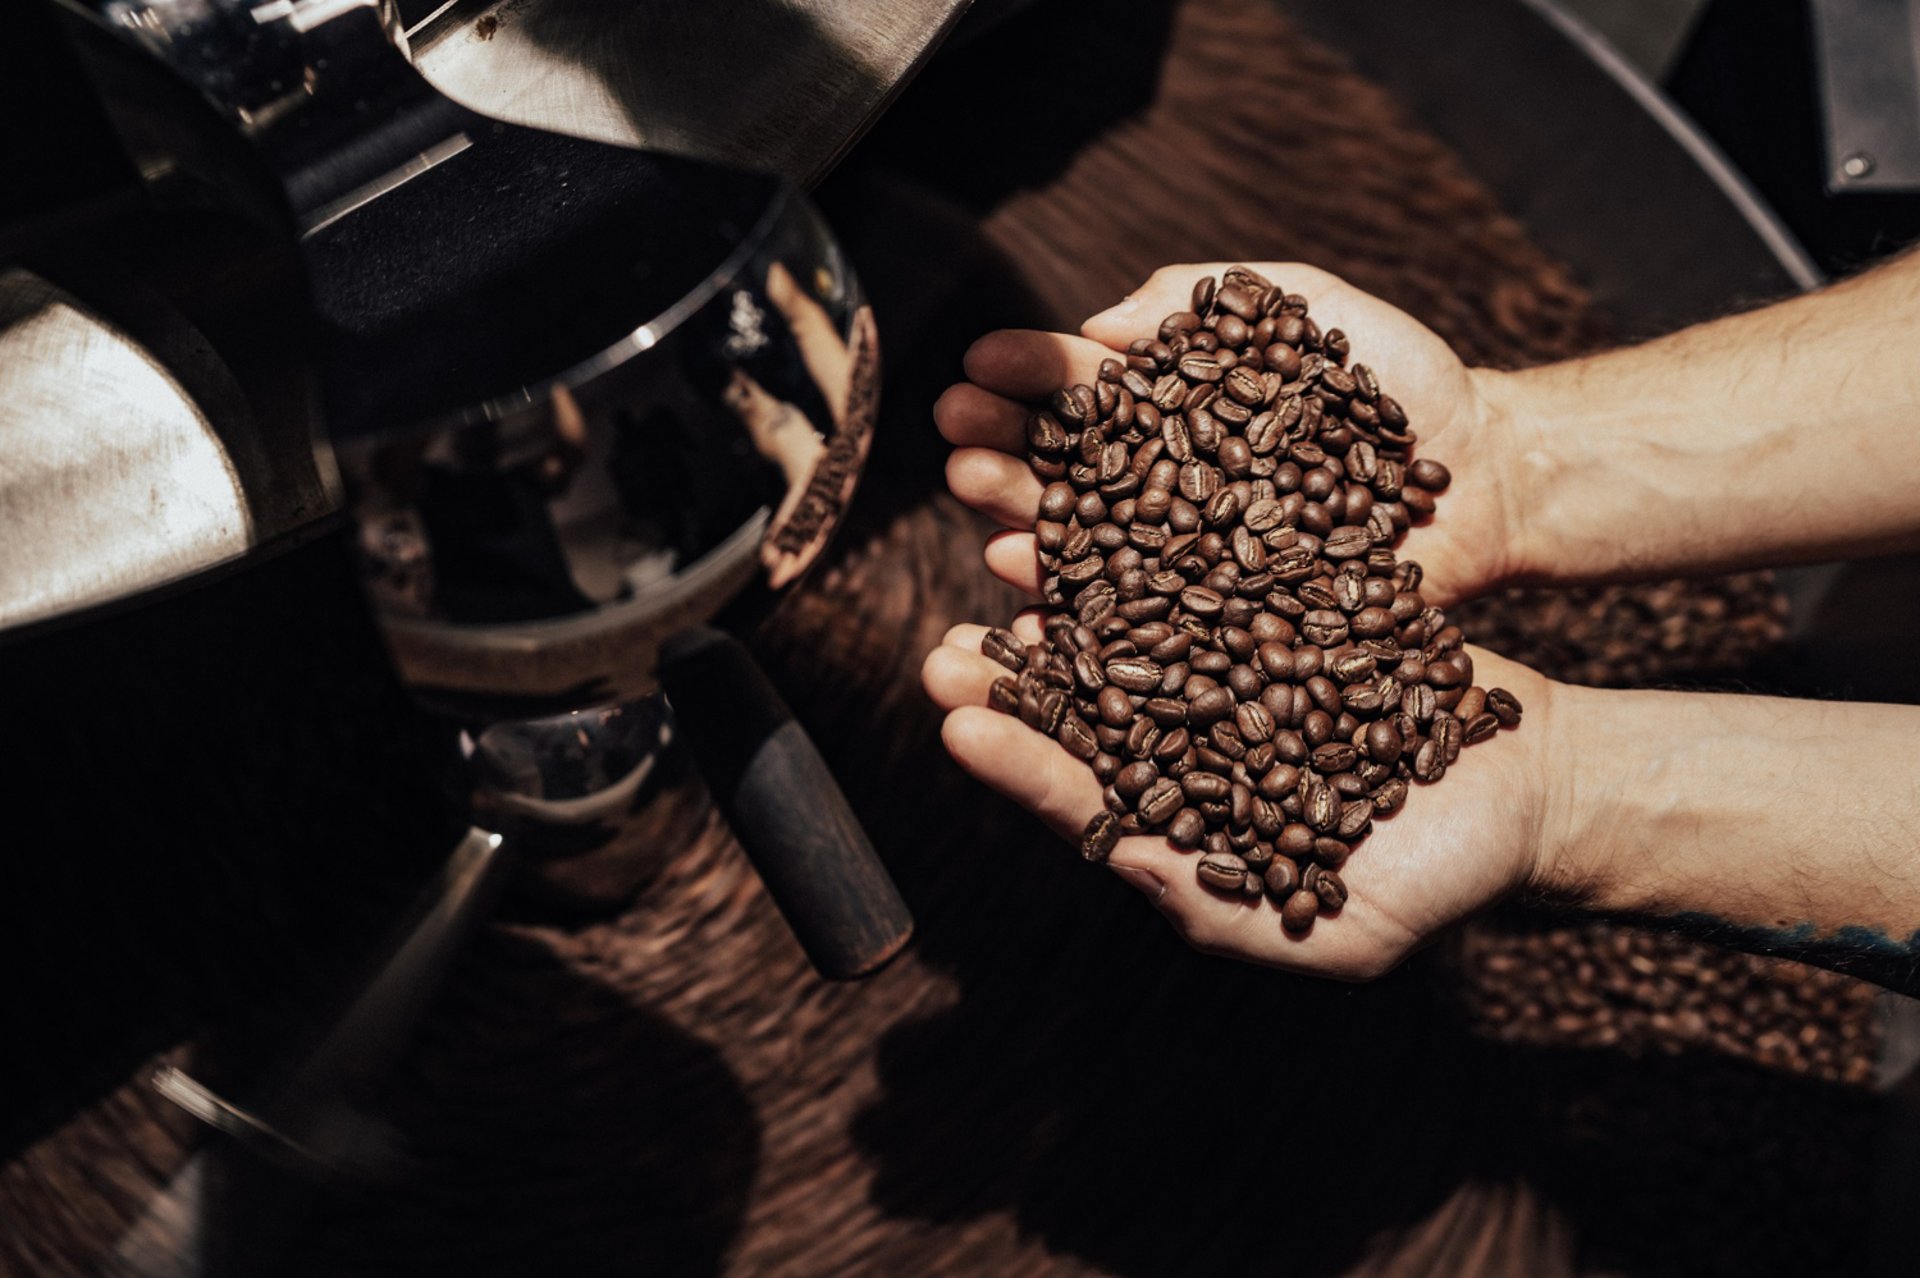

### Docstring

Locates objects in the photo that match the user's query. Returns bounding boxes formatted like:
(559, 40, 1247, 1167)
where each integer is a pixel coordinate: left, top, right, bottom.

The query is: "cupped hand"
(922, 628, 1560, 979)
(935, 262, 1524, 608)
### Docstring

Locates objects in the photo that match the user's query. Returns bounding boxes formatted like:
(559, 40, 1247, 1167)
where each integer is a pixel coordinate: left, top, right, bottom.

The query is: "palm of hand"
(927, 261, 1546, 975)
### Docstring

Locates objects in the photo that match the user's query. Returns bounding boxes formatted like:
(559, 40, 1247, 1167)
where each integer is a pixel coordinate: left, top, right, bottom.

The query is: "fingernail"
(1091, 294, 1140, 326)
(1110, 864, 1167, 902)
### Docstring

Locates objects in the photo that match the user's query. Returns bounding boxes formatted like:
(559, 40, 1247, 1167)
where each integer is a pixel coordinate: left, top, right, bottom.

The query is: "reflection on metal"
(119, 828, 513, 1275)
(0, 270, 251, 632)
(297, 131, 474, 235)
(405, 0, 973, 185)
(1275, 0, 1821, 337)
(339, 189, 876, 716)
(1811, 0, 1920, 194)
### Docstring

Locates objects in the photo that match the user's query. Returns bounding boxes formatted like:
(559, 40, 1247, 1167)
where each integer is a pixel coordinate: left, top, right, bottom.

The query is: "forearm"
(1482, 249, 1920, 585)
(1535, 682, 1920, 991)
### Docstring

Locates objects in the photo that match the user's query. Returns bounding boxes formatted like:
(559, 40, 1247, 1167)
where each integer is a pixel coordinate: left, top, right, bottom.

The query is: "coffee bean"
(1027, 412, 1069, 454)
(1323, 526, 1372, 560)
(1263, 856, 1300, 899)
(1281, 888, 1320, 932)
(1196, 850, 1250, 892)
(1412, 738, 1445, 782)
(1408, 458, 1451, 491)
(996, 286, 1521, 930)
(1168, 808, 1206, 848)
(982, 628, 1027, 672)
(1364, 720, 1402, 765)
(1191, 275, 1217, 315)
(1138, 779, 1185, 825)
(1097, 685, 1134, 728)
(1081, 812, 1121, 863)
(1313, 867, 1349, 910)
(1181, 772, 1231, 802)
(1106, 656, 1164, 693)
(1058, 715, 1099, 760)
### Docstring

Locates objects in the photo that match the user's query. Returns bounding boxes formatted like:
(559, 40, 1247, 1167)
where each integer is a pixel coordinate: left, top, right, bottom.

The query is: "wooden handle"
(659, 626, 912, 980)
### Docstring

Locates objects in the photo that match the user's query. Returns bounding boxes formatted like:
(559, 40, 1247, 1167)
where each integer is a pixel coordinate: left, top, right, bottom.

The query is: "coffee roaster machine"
(5, 0, 1916, 1270)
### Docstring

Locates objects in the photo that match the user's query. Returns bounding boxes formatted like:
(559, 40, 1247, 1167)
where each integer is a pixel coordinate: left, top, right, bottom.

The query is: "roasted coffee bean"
(1138, 779, 1185, 825)
(1081, 812, 1121, 863)
(996, 283, 1521, 930)
(1281, 888, 1320, 932)
(1106, 656, 1164, 693)
(1408, 458, 1451, 491)
(1364, 720, 1403, 765)
(1412, 738, 1445, 782)
(1038, 689, 1068, 735)
(1027, 412, 1069, 454)
(1165, 807, 1206, 849)
(1310, 741, 1358, 773)
(1196, 850, 1250, 892)
(1181, 772, 1231, 803)
(1059, 715, 1099, 760)
(1115, 760, 1161, 800)
(1312, 867, 1349, 910)
(1072, 651, 1109, 693)
(988, 678, 1021, 716)
(1263, 856, 1300, 899)
(983, 628, 1027, 672)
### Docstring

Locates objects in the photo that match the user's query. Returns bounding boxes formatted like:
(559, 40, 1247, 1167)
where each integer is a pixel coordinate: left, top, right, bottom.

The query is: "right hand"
(935, 261, 1530, 608)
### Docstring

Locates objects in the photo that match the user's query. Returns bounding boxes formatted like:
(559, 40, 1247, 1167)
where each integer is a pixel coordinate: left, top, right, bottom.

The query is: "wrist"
(1522, 679, 1628, 910)
(1467, 365, 1574, 593)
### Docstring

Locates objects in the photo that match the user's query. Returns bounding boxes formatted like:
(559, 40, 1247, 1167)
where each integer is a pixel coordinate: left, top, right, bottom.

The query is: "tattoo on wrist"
(1610, 912, 1920, 996)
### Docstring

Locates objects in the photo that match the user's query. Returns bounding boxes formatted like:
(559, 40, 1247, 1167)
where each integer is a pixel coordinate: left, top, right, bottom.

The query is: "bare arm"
(1535, 681, 1920, 990)
(1488, 249, 1920, 585)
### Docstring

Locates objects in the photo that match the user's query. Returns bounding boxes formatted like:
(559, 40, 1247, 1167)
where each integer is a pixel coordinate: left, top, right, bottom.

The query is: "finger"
(983, 531, 1044, 597)
(940, 706, 1104, 840)
(934, 383, 1028, 454)
(765, 262, 854, 423)
(963, 329, 1117, 400)
(937, 614, 1046, 654)
(946, 448, 1043, 529)
(921, 644, 1013, 712)
(1009, 608, 1047, 645)
(1081, 262, 1347, 349)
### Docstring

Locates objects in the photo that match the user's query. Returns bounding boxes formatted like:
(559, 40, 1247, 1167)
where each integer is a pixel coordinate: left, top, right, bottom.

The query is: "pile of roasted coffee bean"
(981, 266, 1520, 931)
(1453, 573, 1790, 690)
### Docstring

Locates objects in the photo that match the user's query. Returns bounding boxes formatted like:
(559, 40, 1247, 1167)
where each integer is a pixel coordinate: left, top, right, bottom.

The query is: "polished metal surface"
(336, 182, 877, 714)
(405, 0, 974, 185)
(1810, 0, 1920, 194)
(1276, 0, 1821, 337)
(0, 269, 257, 631)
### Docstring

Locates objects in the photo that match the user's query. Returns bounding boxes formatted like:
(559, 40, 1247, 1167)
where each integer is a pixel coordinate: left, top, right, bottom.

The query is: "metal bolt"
(1841, 151, 1876, 180)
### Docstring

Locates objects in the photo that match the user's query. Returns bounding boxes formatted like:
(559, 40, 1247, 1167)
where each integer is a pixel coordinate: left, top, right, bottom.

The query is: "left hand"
(922, 625, 1561, 980)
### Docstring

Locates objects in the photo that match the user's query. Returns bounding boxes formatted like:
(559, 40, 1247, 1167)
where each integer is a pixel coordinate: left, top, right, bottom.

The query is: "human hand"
(935, 262, 1525, 608)
(922, 630, 1561, 979)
